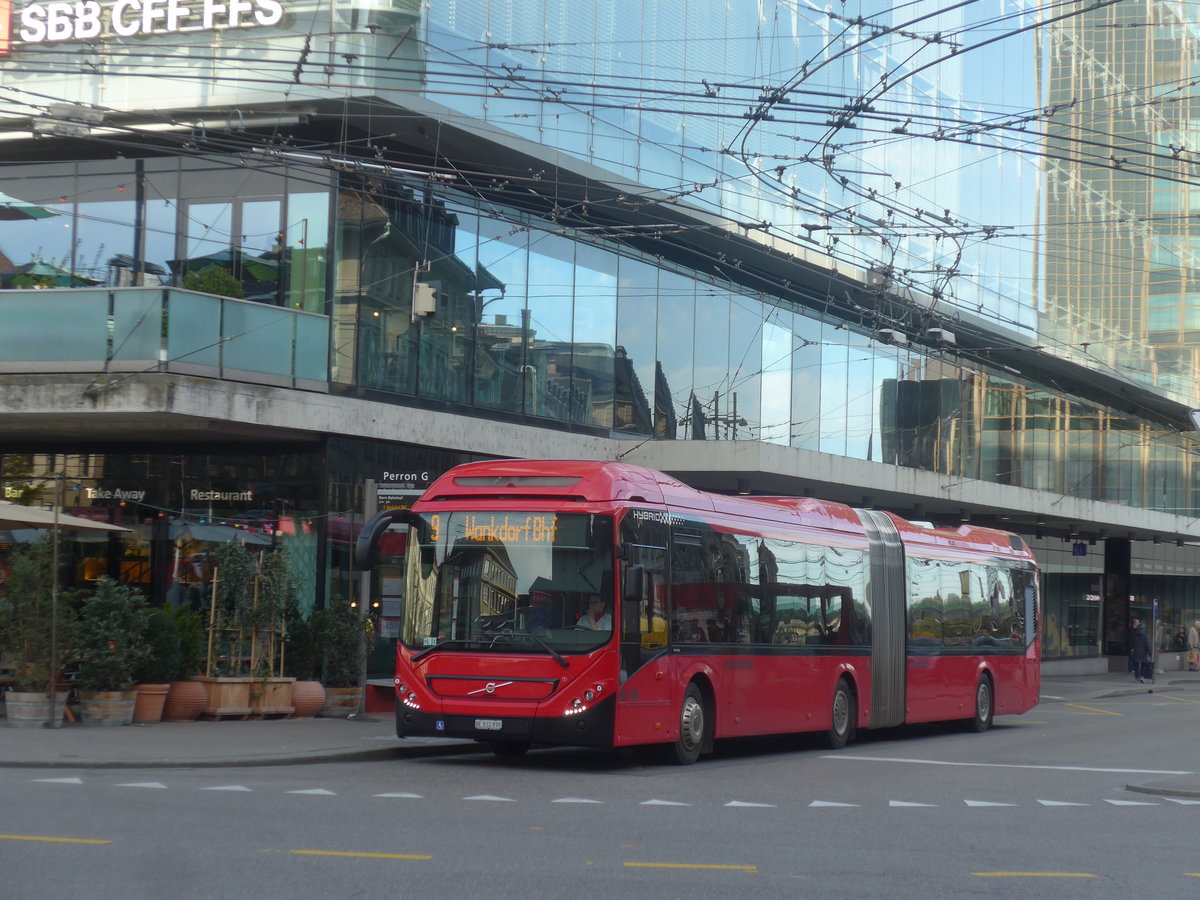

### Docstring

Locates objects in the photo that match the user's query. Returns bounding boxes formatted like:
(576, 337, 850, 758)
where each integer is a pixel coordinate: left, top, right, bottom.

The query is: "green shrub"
(0, 536, 77, 692)
(182, 265, 244, 299)
(313, 602, 366, 688)
(132, 608, 183, 684)
(169, 604, 206, 681)
(76, 578, 151, 692)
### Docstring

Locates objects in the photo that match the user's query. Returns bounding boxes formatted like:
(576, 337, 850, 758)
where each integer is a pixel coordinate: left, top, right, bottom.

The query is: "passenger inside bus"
(522, 590, 554, 630)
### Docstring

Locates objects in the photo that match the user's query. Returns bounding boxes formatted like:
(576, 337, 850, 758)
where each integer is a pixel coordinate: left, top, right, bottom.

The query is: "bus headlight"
(564, 697, 587, 717)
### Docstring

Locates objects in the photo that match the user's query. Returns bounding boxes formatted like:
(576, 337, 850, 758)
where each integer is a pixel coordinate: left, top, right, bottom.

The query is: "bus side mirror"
(355, 509, 428, 570)
(622, 564, 645, 602)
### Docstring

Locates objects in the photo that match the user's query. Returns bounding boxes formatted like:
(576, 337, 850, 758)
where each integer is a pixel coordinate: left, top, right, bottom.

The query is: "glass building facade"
(5, 1, 1200, 668)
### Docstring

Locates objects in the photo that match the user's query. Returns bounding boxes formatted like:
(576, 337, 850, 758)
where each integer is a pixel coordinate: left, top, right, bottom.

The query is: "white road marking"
(116, 782, 167, 789)
(552, 797, 604, 804)
(463, 794, 514, 802)
(1104, 799, 1158, 806)
(809, 800, 858, 807)
(287, 788, 336, 795)
(828, 755, 1191, 776)
(889, 801, 937, 807)
(374, 792, 423, 799)
(33, 777, 82, 785)
(725, 800, 776, 807)
(964, 800, 1016, 807)
(1037, 800, 1089, 806)
(641, 799, 690, 806)
(202, 785, 252, 792)
(1163, 797, 1200, 805)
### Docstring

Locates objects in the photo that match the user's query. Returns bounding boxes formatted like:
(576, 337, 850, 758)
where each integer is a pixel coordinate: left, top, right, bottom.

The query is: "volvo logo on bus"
(468, 681, 512, 696)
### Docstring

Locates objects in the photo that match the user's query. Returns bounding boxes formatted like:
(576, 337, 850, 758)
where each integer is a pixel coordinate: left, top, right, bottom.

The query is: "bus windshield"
(399, 511, 615, 655)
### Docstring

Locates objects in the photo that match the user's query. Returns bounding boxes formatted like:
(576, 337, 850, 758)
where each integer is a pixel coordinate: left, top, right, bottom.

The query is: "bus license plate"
(475, 718, 503, 731)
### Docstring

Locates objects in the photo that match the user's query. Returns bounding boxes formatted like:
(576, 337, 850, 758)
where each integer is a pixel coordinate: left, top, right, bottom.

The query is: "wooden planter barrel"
(79, 690, 137, 726)
(318, 686, 363, 718)
(5, 690, 69, 728)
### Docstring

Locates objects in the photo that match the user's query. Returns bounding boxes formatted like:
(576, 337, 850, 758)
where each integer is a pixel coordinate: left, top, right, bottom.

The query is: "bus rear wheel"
(826, 679, 855, 749)
(969, 675, 993, 733)
(669, 684, 707, 765)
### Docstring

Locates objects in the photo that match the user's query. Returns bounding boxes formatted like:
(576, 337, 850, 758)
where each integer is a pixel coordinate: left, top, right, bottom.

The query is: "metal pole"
(356, 479, 377, 715)
(45, 473, 61, 728)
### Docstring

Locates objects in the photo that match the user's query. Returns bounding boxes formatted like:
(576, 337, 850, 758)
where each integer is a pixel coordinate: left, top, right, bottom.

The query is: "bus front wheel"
(826, 679, 855, 749)
(669, 684, 707, 765)
(969, 675, 993, 733)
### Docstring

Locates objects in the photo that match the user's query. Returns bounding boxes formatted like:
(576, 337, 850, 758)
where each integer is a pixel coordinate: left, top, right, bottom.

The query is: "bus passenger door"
(614, 513, 673, 747)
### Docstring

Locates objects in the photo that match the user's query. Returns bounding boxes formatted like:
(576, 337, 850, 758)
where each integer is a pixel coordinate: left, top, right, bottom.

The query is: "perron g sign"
(14, 0, 284, 45)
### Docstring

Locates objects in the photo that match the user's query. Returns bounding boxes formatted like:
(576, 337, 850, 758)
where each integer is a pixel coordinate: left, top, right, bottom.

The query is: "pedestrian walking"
(1130, 617, 1153, 683)
(1187, 619, 1200, 672)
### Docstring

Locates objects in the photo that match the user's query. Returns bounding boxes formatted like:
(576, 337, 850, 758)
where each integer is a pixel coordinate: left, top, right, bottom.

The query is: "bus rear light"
(402, 693, 420, 710)
(584, 690, 595, 702)
(397, 683, 409, 695)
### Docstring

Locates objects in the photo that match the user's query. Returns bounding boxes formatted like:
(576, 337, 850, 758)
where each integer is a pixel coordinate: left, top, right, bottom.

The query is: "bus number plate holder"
(475, 718, 503, 731)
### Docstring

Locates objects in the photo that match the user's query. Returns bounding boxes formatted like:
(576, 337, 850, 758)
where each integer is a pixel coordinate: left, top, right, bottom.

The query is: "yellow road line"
(0, 834, 110, 845)
(973, 872, 1095, 878)
(1161, 695, 1200, 706)
(1063, 702, 1121, 716)
(624, 862, 757, 873)
(290, 850, 432, 860)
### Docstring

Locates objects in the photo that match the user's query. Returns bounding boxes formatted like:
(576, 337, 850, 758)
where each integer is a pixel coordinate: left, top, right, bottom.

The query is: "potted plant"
(314, 600, 367, 718)
(283, 606, 325, 718)
(0, 536, 77, 728)
(130, 607, 182, 724)
(247, 550, 294, 717)
(194, 541, 257, 717)
(75, 578, 152, 726)
(162, 604, 208, 722)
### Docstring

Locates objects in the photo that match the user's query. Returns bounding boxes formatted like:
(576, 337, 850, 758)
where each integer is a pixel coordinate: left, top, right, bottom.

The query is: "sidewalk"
(1, 670, 1198, 790)
(0, 713, 480, 769)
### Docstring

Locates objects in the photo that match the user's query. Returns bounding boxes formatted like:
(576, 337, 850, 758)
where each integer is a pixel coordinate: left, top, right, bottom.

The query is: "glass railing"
(0, 287, 328, 389)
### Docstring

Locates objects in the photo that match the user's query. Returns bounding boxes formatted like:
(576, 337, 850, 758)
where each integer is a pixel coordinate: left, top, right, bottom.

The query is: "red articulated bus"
(354, 459, 1040, 763)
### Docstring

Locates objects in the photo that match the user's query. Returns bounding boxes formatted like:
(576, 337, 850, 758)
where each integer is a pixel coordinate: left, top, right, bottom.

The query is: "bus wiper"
(512, 632, 570, 668)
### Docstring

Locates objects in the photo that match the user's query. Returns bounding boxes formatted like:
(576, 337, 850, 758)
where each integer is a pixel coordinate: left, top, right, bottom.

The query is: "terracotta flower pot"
(290, 680, 326, 718)
(133, 683, 170, 724)
(162, 680, 207, 722)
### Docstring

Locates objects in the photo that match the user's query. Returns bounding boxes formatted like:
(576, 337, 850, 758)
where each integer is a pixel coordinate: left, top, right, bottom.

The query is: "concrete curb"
(1126, 778, 1200, 800)
(0, 742, 485, 770)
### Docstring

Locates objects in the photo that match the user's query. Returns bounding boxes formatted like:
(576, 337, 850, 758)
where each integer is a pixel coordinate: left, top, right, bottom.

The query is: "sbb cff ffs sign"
(9, 0, 282, 44)
(0, 0, 11, 54)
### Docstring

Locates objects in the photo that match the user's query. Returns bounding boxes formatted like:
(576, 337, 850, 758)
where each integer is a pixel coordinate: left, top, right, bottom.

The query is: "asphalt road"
(3, 691, 1198, 899)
